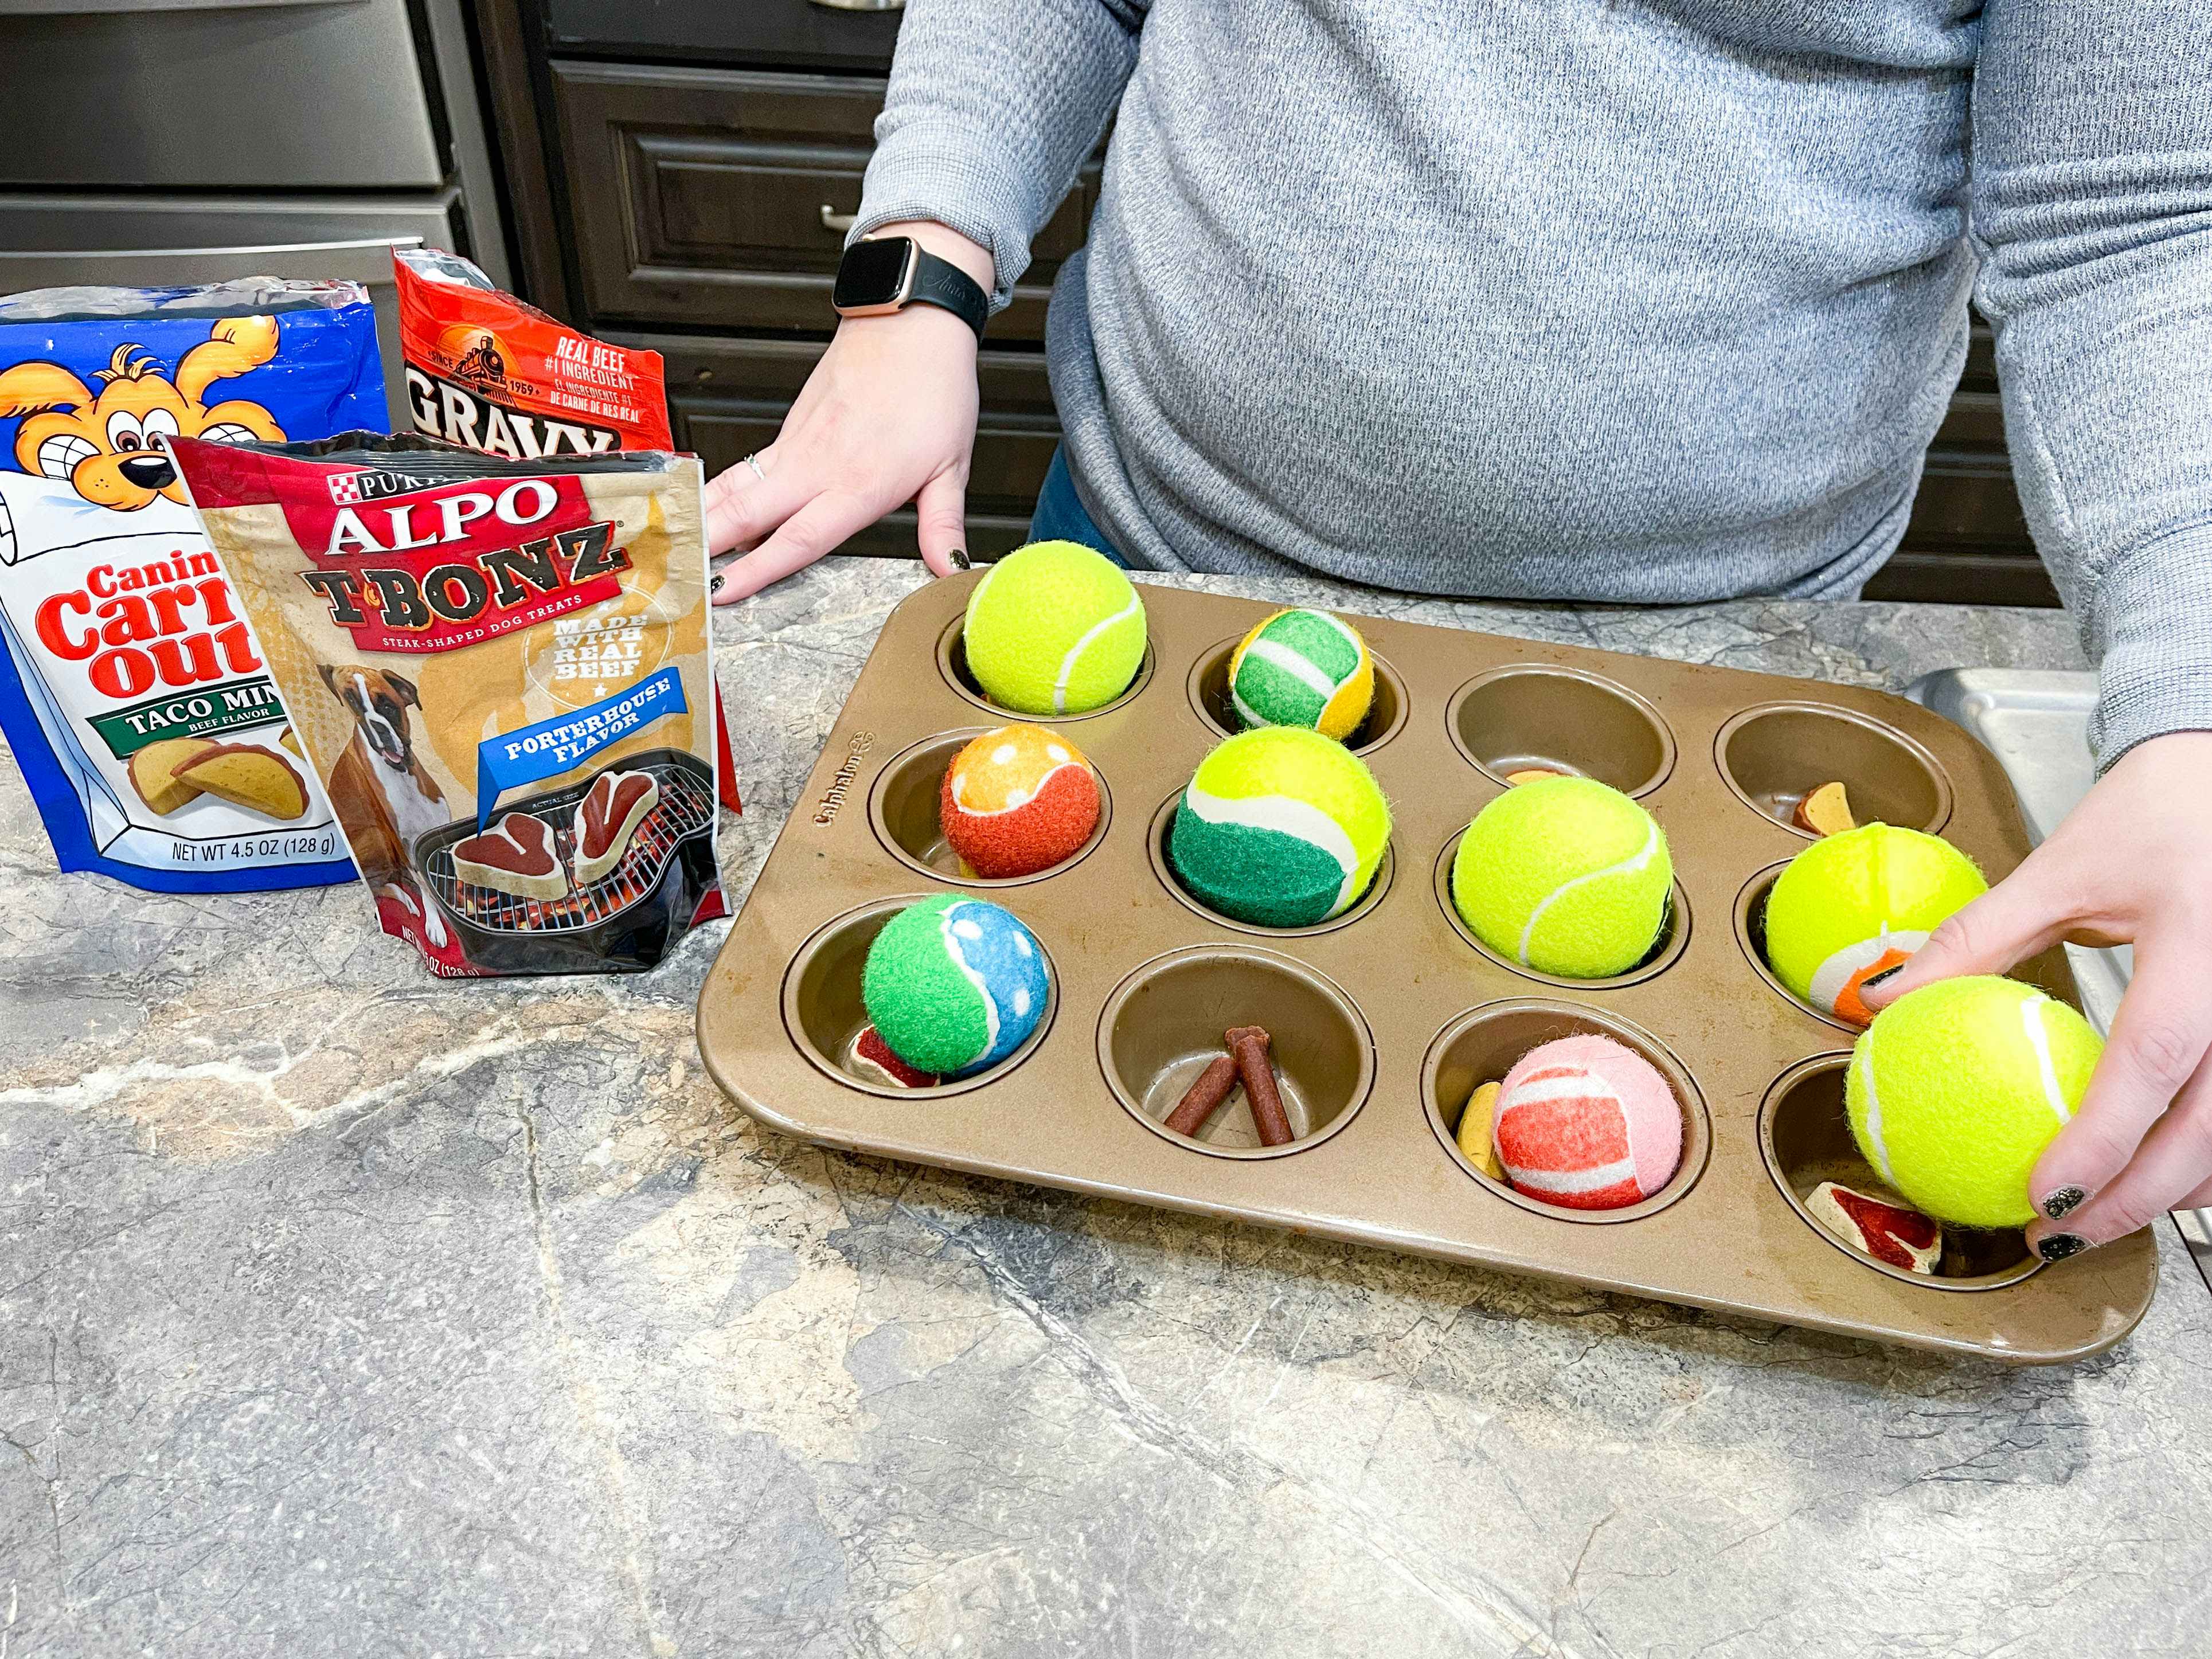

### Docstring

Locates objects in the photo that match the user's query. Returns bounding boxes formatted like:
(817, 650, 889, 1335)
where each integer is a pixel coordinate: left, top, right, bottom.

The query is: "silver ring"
(743, 453, 768, 485)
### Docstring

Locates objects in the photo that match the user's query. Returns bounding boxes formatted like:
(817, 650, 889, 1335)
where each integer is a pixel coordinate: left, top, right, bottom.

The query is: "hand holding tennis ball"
(962, 541, 1147, 715)
(1450, 776, 1671, 978)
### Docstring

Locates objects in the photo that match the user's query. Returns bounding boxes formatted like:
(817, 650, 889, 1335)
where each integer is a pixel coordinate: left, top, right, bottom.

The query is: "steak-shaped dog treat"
(452, 812, 567, 901)
(573, 769, 659, 886)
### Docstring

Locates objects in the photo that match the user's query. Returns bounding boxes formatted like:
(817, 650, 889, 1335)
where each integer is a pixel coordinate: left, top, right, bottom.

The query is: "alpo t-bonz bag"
(0, 280, 385, 890)
(169, 431, 725, 977)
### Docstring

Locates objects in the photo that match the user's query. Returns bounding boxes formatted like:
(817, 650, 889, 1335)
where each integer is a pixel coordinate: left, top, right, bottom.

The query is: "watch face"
(834, 237, 914, 310)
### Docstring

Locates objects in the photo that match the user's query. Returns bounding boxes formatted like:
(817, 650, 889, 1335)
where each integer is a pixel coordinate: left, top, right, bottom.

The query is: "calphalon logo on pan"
(814, 732, 873, 825)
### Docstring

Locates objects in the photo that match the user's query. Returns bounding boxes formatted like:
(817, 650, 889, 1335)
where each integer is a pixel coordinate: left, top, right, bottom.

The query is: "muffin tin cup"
(780, 896, 1061, 1100)
(937, 613, 1156, 723)
(1733, 862, 1860, 1034)
(1097, 945, 1375, 1160)
(1759, 1055, 2038, 1290)
(1420, 1000, 1711, 1224)
(700, 571, 2160, 1364)
(1187, 635, 1412, 756)
(1431, 830, 1690, 991)
(869, 727, 1114, 888)
(1148, 791, 1396, 939)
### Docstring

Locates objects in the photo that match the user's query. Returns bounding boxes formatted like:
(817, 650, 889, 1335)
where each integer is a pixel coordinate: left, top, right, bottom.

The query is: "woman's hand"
(1861, 729, 2212, 1260)
(705, 221, 990, 604)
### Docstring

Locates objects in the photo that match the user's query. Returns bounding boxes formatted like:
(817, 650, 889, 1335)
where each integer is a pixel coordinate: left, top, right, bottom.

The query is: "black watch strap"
(908, 249, 990, 340)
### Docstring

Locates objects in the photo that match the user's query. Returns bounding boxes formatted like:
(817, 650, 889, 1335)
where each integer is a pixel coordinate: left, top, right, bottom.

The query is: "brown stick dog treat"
(1164, 1052, 1240, 1138)
(1225, 1025, 1294, 1147)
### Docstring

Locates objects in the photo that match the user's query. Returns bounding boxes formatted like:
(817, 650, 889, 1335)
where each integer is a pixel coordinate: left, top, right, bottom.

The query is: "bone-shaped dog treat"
(1225, 1025, 1293, 1147)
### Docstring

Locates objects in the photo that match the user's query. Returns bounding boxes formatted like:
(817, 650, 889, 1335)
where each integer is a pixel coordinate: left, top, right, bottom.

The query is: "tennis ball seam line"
(1182, 781, 1362, 913)
(1498, 1065, 1647, 1195)
(1855, 1035, 1900, 1187)
(1053, 593, 1143, 715)
(1242, 638, 1342, 703)
(2021, 992, 2073, 1125)
(937, 905, 1003, 1059)
(951, 760, 1088, 818)
(1515, 820, 1662, 967)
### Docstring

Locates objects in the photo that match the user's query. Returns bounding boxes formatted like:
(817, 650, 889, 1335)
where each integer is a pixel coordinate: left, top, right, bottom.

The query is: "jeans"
(1025, 445, 1127, 566)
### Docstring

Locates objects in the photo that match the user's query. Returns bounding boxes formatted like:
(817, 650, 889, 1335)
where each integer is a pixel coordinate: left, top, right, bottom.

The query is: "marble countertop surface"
(5, 558, 2207, 1658)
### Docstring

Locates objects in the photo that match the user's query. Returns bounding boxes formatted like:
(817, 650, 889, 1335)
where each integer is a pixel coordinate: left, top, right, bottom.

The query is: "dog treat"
(169, 430, 724, 976)
(1793, 780, 1856, 837)
(852, 1024, 939, 1090)
(1805, 1180, 1941, 1274)
(1504, 767, 1567, 786)
(0, 279, 381, 891)
(173, 741, 309, 821)
(1225, 1025, 1294, 1147)
(1454, 1080, 1506, 1180)
(573, 768, 659, 886)
(279, 726, 302, 757)
(1164, 1052, 1241, 1138)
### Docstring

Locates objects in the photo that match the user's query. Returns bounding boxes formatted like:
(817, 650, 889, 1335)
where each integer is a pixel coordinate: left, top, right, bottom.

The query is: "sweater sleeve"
(1971, 0, 2212, 769)
(849, 0, 1149, 312)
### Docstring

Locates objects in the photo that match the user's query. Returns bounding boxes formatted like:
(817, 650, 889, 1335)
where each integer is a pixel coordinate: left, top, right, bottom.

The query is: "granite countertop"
(5, 559, 2208, 1657)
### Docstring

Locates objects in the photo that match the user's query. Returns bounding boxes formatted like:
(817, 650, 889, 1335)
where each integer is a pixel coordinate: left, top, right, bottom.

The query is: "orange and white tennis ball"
(939, 723, 1101, 878)
(1492, 1034, 1683, 1210)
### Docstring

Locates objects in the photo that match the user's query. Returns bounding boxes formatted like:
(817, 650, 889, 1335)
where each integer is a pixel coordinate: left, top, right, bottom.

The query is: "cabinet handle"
(820, 206, 859, 234)
(807, 0, 902, 10)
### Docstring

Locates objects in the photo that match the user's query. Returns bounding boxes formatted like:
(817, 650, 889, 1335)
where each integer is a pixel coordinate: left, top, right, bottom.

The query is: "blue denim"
(1026, 445, 1125, 566)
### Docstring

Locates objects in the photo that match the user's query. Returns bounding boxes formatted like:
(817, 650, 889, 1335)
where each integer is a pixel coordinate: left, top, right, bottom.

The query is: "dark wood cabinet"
(479, 0, 2055, 605)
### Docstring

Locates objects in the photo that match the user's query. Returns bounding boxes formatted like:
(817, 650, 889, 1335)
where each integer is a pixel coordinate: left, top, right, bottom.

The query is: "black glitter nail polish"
(2042, 1185, 2088, 1220)
(2037, 1232, 2088, 1262)
(710, 573, 724, 595)
(949, 548, 972, 571)
(1861, 964, 1905, 990)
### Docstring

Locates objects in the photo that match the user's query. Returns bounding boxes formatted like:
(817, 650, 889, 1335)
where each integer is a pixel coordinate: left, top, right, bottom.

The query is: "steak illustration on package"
(168, 431, 726, 977)
(0, 280, 385, 891)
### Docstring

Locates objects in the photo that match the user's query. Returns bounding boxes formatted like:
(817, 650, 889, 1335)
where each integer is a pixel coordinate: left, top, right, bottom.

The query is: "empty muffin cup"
(870, 729, 1113, 887)
(782, 897, 1060, 1099)
(1097, 945, 1374, 1158)
(937, 613, 1155, 722)
(1446, 666, 1675, 796)
(1758, 1055, 2036, 1289)
(1187, 635, 1410, 754)
(1151, 791, 1395, 937)
(1716, 702, 1952, 837)
(1431, 830, 1690, 990)
(1420, 999, 1710, 1223)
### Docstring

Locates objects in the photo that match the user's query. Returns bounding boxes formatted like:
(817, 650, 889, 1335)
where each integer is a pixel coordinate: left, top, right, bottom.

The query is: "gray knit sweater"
(852, 0, 2212, 765)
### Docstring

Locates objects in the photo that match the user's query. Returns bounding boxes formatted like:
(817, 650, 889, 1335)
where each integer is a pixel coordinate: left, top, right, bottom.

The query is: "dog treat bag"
(0, 280, 385, 891)
(169, 431, 725, 978)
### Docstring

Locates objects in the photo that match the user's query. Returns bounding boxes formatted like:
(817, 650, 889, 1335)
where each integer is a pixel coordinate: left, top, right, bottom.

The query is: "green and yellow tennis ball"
(1847, 976, 2102, 1230)
(1450, 776, 1670, 978)
(962, 540, 1147, 715)
(1226, 608, 1374, 740)
(1764, 824, 1987, 1025)
(1169, 727, 1391, 928)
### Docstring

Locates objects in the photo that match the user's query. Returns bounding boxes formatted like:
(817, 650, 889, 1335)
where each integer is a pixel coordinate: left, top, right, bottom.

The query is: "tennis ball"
(861, 894, 1051, 1077)
(962, 541, 1147, 715)
(1226, 608, 1374, 740)
(1494, 1034, 1683, 1209)
(1847, 975, 2102, 1230)
(1450, 776, 1670, 978)
(939, 723, 1101, 878)
(1764, 824, 1987, 1024)
(1169, 726, 1391, 928)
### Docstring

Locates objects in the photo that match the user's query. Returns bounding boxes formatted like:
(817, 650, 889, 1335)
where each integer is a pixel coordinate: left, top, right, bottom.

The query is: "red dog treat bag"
(168, 430, 725, 977)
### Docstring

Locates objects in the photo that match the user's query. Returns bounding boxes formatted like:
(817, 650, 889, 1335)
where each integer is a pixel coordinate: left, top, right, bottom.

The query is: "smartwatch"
(833, 236, 990, 340)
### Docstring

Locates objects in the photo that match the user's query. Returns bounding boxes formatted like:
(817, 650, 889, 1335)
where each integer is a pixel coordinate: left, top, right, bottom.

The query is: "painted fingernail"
(2042, 1185, 2088, 1220)
(2037, 1232, 2088, 1262)
(1862, 965, 1905, 991)
(949, 548, 972, 571)
(711, 573, 724, 595)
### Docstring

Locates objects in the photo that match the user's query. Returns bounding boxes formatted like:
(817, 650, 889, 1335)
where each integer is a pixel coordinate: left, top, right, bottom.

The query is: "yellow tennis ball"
(962, 541, 1147, 715)
(1449, 776, 1671, 977)
(1847, 976, 2102, 1230)
(1764, 824, 1986, 1024)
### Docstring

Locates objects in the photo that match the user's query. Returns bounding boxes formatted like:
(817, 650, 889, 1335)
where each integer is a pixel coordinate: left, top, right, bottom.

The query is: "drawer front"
(554, 62, 1095, 341)
(628, 334, 1062, 559)
(546, 0, 901, 72)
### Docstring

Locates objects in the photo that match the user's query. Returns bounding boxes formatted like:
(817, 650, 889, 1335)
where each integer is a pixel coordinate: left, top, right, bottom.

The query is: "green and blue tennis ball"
(1847, 975, 2102, 1229)
(862, 894, 1050, 1077)
(963, 540, 1147, 715)
(1168, 726, 1391, 928)
(1226, 608, 1374, 740)
(1450, 775, 1671, 978)
(1764, 824, 1987, 1025)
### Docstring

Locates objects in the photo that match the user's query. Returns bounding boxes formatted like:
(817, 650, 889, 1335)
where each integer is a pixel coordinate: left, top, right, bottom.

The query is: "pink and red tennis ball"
(940, 723, 1101, 879)
(1492, 1034, 1683, 1210)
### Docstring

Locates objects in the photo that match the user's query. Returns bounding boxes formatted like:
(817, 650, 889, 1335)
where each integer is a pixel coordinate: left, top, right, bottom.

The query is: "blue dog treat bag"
(0, 280, 386, 890)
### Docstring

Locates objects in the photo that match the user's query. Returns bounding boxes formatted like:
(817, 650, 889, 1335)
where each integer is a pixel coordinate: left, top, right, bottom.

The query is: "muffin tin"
(696, 577, 2158, 1363)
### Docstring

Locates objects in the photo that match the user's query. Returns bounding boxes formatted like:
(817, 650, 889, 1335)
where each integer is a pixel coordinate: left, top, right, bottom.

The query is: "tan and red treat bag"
(167, 429, 725, 977)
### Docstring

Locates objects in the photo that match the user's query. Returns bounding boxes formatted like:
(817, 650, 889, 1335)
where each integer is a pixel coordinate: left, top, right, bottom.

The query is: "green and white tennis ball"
(1169, 727, 1391, 928)
(1450, 775, 1671, 978)
(861, 894, 1051, 1077)
(1226, 608, 1375, 741)
(1764, 824, 1987, 1026)
(962, 540, 1147, 715)
(1847, 975, 2102, 1230)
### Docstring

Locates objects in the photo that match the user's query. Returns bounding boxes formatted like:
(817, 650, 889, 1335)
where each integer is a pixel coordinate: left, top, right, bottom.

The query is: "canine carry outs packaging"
(169, 430, 725, 978)
(0, 280, 385, 891)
